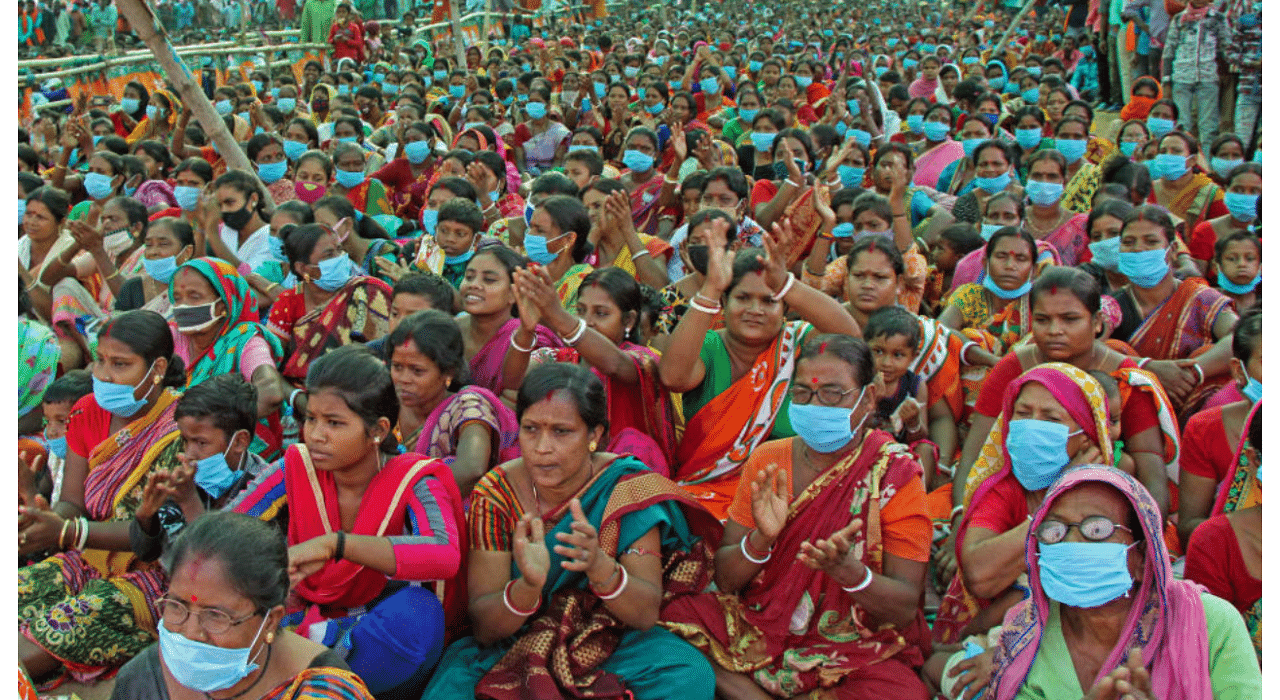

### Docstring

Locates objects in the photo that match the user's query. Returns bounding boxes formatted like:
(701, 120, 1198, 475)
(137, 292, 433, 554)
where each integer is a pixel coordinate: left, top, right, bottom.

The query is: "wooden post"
(447, 0, 468, 68)
(113, 0, 254, 174)
(990, 0, 1038, 59)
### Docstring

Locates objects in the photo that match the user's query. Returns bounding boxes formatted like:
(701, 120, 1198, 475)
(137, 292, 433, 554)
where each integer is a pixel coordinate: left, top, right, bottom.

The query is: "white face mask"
(104, 229, 134, 258)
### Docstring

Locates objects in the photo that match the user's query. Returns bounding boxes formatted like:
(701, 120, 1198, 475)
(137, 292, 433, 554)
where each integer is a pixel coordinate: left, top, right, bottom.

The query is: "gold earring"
(589, 441, 598, 452)
(266, 633, 275, 644)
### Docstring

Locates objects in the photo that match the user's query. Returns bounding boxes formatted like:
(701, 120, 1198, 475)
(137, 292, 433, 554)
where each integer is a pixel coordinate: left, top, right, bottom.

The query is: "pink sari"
(950, 240, 1063, 292)
(467, 318, 562, 393)
(912, 140, 965, 190)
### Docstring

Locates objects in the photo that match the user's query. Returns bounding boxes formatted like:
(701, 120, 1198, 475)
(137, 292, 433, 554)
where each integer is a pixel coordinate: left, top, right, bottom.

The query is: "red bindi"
(811, 377, 820, 384)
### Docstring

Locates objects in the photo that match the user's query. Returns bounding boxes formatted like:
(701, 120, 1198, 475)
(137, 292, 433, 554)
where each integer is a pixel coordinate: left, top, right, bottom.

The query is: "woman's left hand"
(553, 499, 606, 575)
(18, 495, 65, 556)
(1083, 648, 1156, 700)
(812, 181, 836, 230)
(287, 533, 338, 588)
(513, 264, 561, 317)
(797, 517, 865, 584)
(947, 648, 996, 700)
(760, 221, 796, 292)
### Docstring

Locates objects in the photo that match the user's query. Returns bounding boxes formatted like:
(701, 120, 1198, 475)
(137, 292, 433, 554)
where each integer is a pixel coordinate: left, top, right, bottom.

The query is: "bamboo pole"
(113, 0, 254, 175)
(990, 0, 1038, 58)
(447, 0, 469, 68)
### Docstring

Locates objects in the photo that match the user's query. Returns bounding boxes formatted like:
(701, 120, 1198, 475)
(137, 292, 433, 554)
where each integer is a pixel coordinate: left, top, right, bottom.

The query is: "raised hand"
(777, 138, 802, 182)
(760, 222, 796, 292)
(512, 509, 551, 589)
(511, 267, 546, 333)
(812, 181, 836, 230)
(68, 218, 104, 254)
(373, 256, 412, 282)
(749, 464, 791, 542)
(136, 467, 176, 524)
(554, 499, 608, 576)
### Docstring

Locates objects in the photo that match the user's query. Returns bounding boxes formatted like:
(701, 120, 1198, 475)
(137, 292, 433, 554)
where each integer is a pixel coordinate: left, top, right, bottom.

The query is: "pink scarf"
(989, 467, 1212, 700)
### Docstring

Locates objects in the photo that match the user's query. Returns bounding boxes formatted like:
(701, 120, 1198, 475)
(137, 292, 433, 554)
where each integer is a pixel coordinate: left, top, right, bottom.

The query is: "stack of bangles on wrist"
(740, 529, 772, 563)
(689, 292, 721, 315)
(589, 560, 628, 600)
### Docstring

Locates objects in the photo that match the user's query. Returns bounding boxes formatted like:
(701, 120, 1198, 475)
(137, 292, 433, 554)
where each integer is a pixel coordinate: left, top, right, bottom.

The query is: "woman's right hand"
(749, 464, 791, 542)
(1069, 443, 1106, 468)
(512, 267, 546, 333)
(777, 139, 802, 183)
(1082, 648, 1154, 700)
(947, 647, 996, 700)
(512, 509, 551, 589)
(18, 494, 64, 556)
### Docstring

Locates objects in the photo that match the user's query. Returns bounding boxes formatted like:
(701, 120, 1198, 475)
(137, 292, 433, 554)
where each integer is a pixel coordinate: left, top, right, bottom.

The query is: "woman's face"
(606, 86, 630, 112)
(335, 149, 365, 173)
(93, 335, 159, 399)
(100, 202, 133, 237)
(390, 341, 450, 412)
(1011, 381, 1087, 456)
(1016, 114, 1043, 131)
(941, 70, 959, 92)
(137, 151, 162, 179)
(921, 60, 940, 80)
(1148, 103, 1176, 121)
(304, 388, 384, 472)
(170, 268, 226, 321)
(294, 159, 328, 184)
(255, 140, 285, 166)
(1032, 289, 1100, 361)
(959, 118, 992, 143)
(143, 224, 189, 266)
(88, 156, 121, 196)
(846, 249, 901, 313)
(22, 199, 58, 241)
(1044, 92, 1069, 121)
(1119, 219, 1172, 259)
(1089, 214, 1123, 243)
(576, 285, 630, 346)
(974, 145, 1011, 180)
(1055, 119, 1087, 143)
(924, 109, 951, 138)
(671, 97, 692, 122)
(1118, 124, 1147, 149)
(434, 212, 478, 258)
(792, 353, 871, 422)
(460, 252, 516, 316)
(1227, 171, 1262, 196)
(724, 271, 784, 345)
(1218, 240, 1260, 286)
(1028, 158, 1066, 184)
(284, 123, 313, 147)
(987, 236, 1034, 291)
(1039, 483, 1144, 581)
(520, 391, 604, 491)
(1214, 140, 1245, 162)
(776, 77, 798, 100)
(439, 157, 467, 178)
(163, 557, 276, 656)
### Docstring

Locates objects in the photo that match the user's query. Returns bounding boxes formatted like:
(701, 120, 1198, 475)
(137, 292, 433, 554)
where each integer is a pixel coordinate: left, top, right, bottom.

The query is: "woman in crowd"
(659, 220, 859, 519)
(1188, 163, 1260, 276)
(936, 114, 998, 198)
(940, 228, 1041, 359)
(110, 512, 375, 699)
(618, 126, 667, 236)
(522, 194, 596, 308)
(329, 141, 394, 219)
(512, 86, 570, 175)
(911, 103, 964, 190)
(19, 310, 188, 684)
(373, 119, 443, 227)
(949, 140, 1021, 225)
(1148, 130, 1228, 228)
(1017, 150, 1089, 265)
(231, 345, 465, 697)
(385, 309, 518, 496)
(113, 217, 193, 317)
(663, 334, 932, 699)
(422, 362, 719, 699)
(267, 224, 393, 385)
(1051, 116, 1103, 214)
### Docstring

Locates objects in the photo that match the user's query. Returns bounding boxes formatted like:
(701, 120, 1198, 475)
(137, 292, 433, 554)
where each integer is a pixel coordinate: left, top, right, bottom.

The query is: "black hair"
(703, 166, 750, 202)
(1087, 199, 1135, 238)
(1031, 266, 1101, 314)
(846, 236, 905, 276)
(1122, 205, 1178, 246)
(163, 511, 290, 610)
(473, 151, 509, 192)
(18, 171, 43, 197)
(863, 306, 922, 349)
(97, 310, 187, 389)
(985, 227, 1037, 261)
(245, 132, 284, 162)
(516, 362, 609, 436)
(274, 200, 314, 226)
(1231, 305, 1262, 363)
(305, 345, 400, 455)
(132, 140, 174, 177)
(537, 195, 593, 263)
(147, 217, 196, 249)
(391, 273, 456, 314)
(173, 157, 214, 185)
(873, 142, 915, 170)
(437, 198, 486, 233)
(1087, 369, 1121, 399)
(430, 176, 478, 202)
(386, 309, 468, 387)
(313, 195, 391, 240)
(530, 171, 582, 197)
(939, 223, 985, 258)
(43, 370, 93, 406)
(107, 195, 149, 234)
(212, 169, 267, 219)
(565, 148, 605, 177)
(796, 333, 875, 387)
(19, 144, 39, 173)
(686, 208, 739, 245)
(726, 247, 768, 294)
(577, 267, 643, 343)
(282, 223, 330, 270)
(1214, 230, 1261, 264)
(25, 186, 70, 222)
(175, 373, 258, 438)
(770, 127, 816, 165)
(99, 136, 129, 156)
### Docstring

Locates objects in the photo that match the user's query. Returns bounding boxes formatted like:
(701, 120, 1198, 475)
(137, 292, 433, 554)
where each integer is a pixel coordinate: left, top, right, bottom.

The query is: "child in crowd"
(366, 272, 458, 357)
(1088, 370, 1136, 474)
(31, 370, 93, 504)
(1212, 231, 1261, 313)
(411, 197, 487, 288)
(924, 223, 985, 315)
(563, 147, 604, 192)
(130, 373, 266, 562)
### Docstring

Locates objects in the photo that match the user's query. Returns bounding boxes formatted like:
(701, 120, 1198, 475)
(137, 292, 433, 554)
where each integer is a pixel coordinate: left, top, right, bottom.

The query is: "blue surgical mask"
(837, 165, 865, 189)
(831, 222, 856, 238)
(421, 208, 439, 235)
(270, 88, 282, 100)
(283, 139, 308, 162)
(1088, 236, 1121, 271)
(277, 97, 297, 113)
(403, 140, 432, 164)
(980, 223, 1002, 240)
(1210, 157, 1244, 180)
(174, 185, 201, 212)
(142, 255, 180, 284)
(1240, 374, 1262, 403)
(963, 138, 985, 159)
(1055, 138, 1086, 164)
(922, 121, 950, 142)
(449, 84, 466, 99)
(593, 82, 607, 99)
(963, 56, 981, 65)
(624, 65, 640, 78)
(1118, 248, 1171, 288)
(337, 85, 351, 96)
(1119, 141, 1139, 158)
(256, 160, 288, 185)
(92, 361, 157, 417)
(568, 144, 598, 153)
(269, 235, 288, 263)
(983, 271, 1032, 300)
(787, 386, 870, 453)
(1025, 180, 1064, 206)
(988, 76, 1006, 92)
(636, 87, 647, 101)
(845, 100, 861, 118)
(723, 66, 738, 80)
(313, 255, 354, 292)
(434, 70, 448, 82)
(622, 149, 655, 172)
(1218, 271, 1261, 296)
(1038, 541, 1136, 608)
(973, 172, 1012, 195)
(524, 231, 570, 265)
(18, 199, 27, 227)
(749, 60, 763, 72)
(875, 66, 889, 78)
(906, 114, 925, 134)
(157, 617, 269, 693)
(1151, 153, 1188, 181)
(382, 83, 397, 96)
(849, 129, 872, 148)
(1021, 88, 1040, 104)
(646, 101, 664, 115)
(121, 97, 140, 114)
(44, 434, 67, 460)
(1026, 66, 1042, 79)
(700, 77, 720, 94)
(1006, 419, 1079, 490)
(236, 112, 251, 125)
(738, 107, 759, 123)
(1223, 192, 1258, 222)
(903, 58, 919, 70)
(795, 76, 813, 88)
(750, 131, 777, 153)
(194, 434, 244, 500)
(145, 104, 160, 121)
(334, 168, 366, 189)
(444, 248, 475, 266)
(1146, 116, 1174, 138)
(84, 171, 116, 201)
(525, 102, 548, 119)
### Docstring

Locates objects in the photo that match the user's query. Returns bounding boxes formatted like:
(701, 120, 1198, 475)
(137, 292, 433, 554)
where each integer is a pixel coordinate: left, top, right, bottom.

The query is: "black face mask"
(221, 197, 256, 231)
(687, 244, 710, 275)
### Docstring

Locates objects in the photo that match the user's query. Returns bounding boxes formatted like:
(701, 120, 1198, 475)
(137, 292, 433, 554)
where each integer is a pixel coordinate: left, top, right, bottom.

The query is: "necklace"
(204, 641, 272, 700)
(530, 456, 595, 519)
(1026, 208, 1068, 237)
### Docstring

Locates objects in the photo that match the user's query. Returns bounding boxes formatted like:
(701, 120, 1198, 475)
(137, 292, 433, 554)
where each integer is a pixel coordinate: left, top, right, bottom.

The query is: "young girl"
(1213, 231, 1261, 312)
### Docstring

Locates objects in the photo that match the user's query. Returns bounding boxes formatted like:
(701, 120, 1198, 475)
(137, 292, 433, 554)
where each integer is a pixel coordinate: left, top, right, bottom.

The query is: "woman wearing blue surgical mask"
(933, 363, 1113, 646)
(1211, 232, 1261, 313)
(1150, 131, 1230, 228)
(18, 309, 191, 682)
(940, 228, 1042, 358)
(1017, 149, 1090, 265)
(370, 121, 439, 227)
(114, 218, 195, 317)
(519, 194, 597, 310)
(1188, 163, 1261, 277)
(617, 127, 667, 237)
(329, 141, 394, 219)
(110, 81, 150, 137)
(1115, 119, 1151, 163)
(1046, 115, 1102, 216)
(1205, 133, 1248, 187)
(892, 96, 931, 150)
(124, 88, 179, 145)
(1112, 205, 1239, 417)
(737, 108, 784, 182)
(246, 134, 296, 206)
(65, 152, 125, 222)
(1078, 199, 1135, 295)
(1178, 307, 1261, 551)
(910, 103, 963, 190)
(976, 466, 1260, 700)
(937, 115, 997, 199)
(512, 86, 571, 176)
(272, 224, 393, 384)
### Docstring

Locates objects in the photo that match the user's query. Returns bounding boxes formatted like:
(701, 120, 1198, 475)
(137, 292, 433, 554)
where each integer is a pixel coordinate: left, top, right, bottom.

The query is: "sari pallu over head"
(661, 431, 926, 696)
(933, 363, 1112, 644)
(281, 274, 393, 380)
(988, 466, 1212, 700)
(169, 258, 281, 385)
(475, 456, 721, 700)
(282, 444, 469, 634)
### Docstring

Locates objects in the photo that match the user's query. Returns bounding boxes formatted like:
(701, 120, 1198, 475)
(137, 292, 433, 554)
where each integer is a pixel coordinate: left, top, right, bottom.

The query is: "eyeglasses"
(789, 384, 857, 407)
(157, 596, 263, 635)
(1035, 516, 1134, 545)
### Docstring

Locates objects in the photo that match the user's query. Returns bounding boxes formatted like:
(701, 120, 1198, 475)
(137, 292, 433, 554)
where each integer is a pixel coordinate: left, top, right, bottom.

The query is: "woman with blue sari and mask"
(423, 362, 720, 700)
